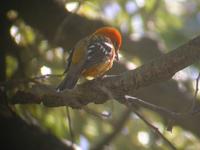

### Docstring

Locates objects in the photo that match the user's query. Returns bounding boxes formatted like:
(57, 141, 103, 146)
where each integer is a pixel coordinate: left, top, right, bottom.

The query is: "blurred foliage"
(6, 0, 200, 149)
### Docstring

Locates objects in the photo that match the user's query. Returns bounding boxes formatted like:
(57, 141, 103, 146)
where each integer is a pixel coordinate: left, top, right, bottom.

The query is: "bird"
(57, 26, 122, 91)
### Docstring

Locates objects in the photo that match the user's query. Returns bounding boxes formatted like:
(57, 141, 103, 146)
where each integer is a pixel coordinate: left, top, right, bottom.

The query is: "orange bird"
(57, 27, 122, 91)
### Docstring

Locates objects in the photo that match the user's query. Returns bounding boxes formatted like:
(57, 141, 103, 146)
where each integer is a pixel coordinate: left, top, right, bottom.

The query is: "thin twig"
(191, 72, 200, 112)
(0, 74, 63, 87)
(132, 109, 177, 150)
(66, 107, 74, 146)
(124, 95, 200, 134)
(124, 95, 200, 119)
(124, 95, 183, 119)
(32, 74, 63, 80)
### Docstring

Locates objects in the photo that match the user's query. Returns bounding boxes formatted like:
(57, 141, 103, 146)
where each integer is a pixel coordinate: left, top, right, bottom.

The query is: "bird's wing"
(83, 35, 115, 69)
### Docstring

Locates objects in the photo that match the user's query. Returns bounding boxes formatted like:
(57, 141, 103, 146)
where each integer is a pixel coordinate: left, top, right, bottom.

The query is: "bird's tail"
(56, 73, 80, 91)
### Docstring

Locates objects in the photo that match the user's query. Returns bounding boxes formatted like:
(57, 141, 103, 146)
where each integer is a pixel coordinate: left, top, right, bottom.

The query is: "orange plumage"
(57, 27, 122, 90)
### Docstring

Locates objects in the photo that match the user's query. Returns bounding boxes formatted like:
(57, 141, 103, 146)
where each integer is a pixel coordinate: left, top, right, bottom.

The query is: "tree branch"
(11, 35, 200, 108)
(132, 109, 177, 150)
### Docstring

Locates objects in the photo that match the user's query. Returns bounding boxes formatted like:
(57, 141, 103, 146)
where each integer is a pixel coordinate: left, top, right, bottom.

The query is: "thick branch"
(12, 35, 200, 108)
